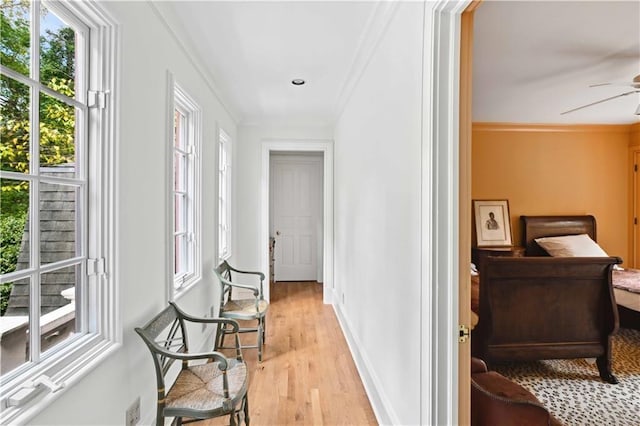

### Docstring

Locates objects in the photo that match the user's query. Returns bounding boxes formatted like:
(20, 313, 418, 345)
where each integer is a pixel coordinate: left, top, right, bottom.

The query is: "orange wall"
(631, 123, 640, 148)
(472, 123, 633, 265)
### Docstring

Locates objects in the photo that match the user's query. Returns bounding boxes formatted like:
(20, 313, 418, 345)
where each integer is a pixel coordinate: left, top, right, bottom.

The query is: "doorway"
(270, 152, 324, 282)
(260, 140, 334, 304)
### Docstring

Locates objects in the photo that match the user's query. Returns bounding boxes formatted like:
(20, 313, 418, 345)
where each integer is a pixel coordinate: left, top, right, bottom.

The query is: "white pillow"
(534, 233, 609, 257)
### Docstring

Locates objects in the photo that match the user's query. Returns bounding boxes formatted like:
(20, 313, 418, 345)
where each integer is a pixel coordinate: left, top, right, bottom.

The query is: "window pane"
(0, 276, 30, 375)
(174, 234, 186, 276)
(39, 92, 76, 169)
(174, 152, 186, 192)
(219, 224, 227, 255)
(40, 265, 78, 356)
(40, 7, 76, 98)
(174, 193, 186, 232)
(1, 178, 30, 273)
(0, 75, 31, 173)
(0, 1, 30, 77)
(39, 180, 78, 265)
(174, 109, 186, 150)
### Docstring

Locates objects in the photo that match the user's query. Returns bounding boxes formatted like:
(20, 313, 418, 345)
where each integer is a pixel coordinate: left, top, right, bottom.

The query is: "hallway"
(204, 282, 377, 425)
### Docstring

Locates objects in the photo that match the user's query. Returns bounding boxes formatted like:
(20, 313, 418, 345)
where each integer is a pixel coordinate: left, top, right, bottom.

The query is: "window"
(0, 1, 117, 423)
(169, 77, 201, 297)
(218, 129, 232, 260)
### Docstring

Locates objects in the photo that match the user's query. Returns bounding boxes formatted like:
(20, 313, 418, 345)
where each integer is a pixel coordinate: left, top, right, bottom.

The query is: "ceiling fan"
(561, 74, 640, 115)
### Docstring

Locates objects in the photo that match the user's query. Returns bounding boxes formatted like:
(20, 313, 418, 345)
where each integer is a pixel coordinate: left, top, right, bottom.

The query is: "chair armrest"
(217, 275, 260, 297)
(134, 327, 230, 369)
(160, 350, 230, 367)
(471, 357, 488, 373)
(471, 370, 557, 425)
(227, 264, 266, 281)
(170, 302, 240, 329)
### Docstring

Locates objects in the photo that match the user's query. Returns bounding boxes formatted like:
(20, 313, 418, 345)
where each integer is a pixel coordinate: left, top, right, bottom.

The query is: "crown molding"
(147, 1, 240, 124)
(332, 1, 400, 123)
(473, 122, 636, 133)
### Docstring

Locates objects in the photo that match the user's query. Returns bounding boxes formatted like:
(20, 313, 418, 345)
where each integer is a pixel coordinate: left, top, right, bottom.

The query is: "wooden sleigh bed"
(471, 215, 640, 384)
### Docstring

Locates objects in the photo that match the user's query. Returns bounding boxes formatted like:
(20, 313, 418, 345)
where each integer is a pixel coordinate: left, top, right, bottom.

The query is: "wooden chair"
(135, 302, 249, 426)
(214, 261, 269, 362)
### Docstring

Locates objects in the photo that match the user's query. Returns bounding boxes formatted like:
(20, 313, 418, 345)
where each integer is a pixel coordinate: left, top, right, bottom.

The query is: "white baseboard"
(331, 293, 399, 425)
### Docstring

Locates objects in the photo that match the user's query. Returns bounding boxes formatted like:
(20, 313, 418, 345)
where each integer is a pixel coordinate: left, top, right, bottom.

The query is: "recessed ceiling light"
(291, 79, 305, 86)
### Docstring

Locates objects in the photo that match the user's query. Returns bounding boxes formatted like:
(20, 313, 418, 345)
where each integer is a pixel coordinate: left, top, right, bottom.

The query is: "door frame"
(633, 149, 640, 268)
(421, 0, 473, 424)
(260, 140, 334, 304)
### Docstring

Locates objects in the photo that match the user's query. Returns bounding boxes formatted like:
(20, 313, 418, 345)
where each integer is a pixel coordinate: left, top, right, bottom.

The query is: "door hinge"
(459, 324, 470, 343)
(87, 90, 108, 109)
(635, 164, 638, 172)
(88, 258, 106, 276)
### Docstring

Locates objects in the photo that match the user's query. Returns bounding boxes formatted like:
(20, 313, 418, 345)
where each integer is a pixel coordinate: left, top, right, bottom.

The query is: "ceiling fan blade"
(589, 81, 640, 88)
(561, 90, 639, 115)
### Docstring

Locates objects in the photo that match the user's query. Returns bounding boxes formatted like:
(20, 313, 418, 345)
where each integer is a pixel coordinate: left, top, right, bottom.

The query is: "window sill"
(173, 275, 202, 302)
(0, 336, 120, 425)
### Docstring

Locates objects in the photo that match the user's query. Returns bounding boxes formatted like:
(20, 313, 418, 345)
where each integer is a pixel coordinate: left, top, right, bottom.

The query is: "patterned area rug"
(495, 328, 640, 426)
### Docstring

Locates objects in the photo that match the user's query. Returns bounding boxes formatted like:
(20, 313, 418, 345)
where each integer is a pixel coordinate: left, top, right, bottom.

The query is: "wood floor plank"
(199, 281, 377, 425)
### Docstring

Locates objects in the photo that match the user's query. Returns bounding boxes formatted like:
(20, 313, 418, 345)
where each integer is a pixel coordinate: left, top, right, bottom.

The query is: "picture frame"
(473, 199, 513, 247)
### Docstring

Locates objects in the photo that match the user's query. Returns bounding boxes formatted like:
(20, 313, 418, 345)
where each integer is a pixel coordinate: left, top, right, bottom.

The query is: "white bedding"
(614, 288, 640, 312)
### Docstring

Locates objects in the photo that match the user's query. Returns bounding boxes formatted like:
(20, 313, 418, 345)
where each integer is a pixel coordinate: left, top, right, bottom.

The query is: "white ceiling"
(473, 1, 640, 124)
(154, 1, 378, 125)
(154, 1, 640, 126)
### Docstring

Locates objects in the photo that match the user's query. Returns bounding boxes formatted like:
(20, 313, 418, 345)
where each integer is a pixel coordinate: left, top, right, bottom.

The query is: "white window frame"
(0, 1, 119, 423)
(167, 74, 201, 300)
(218, 128, 232, 261)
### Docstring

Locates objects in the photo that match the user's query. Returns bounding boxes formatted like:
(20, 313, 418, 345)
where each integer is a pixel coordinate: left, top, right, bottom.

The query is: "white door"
(271, 155, 322, 281)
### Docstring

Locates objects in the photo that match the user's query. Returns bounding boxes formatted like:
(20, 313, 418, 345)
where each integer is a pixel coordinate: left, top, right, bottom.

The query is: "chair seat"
(222, 299, 268, 320)
(165, 359, 248, 417)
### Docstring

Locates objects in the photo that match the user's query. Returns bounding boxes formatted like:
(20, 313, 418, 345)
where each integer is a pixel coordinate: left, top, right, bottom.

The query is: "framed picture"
(473, 199, 513, 247)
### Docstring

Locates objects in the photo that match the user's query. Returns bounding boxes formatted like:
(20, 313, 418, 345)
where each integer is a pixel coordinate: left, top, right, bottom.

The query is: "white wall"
(333, 2, 424, 424)
(25, 1, 441, 424)
(30, 2, 236, 424)
(234, 124, 332, 272)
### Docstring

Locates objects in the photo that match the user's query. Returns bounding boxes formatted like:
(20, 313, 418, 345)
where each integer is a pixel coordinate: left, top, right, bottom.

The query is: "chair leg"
(230, 409, 237, 426)
(156, 406, 164, 426)
(257, 322, 264, 362)
(244, 393, 250, 425)
(216, 322, 227, 352)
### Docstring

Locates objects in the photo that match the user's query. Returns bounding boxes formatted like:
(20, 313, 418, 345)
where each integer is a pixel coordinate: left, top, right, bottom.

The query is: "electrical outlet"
(126, 397, 140, 426)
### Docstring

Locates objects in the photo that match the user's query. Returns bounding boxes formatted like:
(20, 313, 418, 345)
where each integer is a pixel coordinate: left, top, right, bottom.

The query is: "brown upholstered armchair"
(471, 358, 563, 426)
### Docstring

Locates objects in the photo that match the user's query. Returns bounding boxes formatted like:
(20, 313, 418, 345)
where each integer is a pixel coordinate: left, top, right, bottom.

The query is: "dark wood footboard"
(472, 256, 621, 383)
(618, 304, 640, 330)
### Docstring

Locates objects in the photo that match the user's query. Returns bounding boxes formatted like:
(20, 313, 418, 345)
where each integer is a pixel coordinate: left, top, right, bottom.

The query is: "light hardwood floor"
(202, 281, 377, 426)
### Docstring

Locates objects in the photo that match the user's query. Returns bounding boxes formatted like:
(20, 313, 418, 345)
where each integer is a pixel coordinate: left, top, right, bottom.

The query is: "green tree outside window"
(1, 0, 76, 315)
